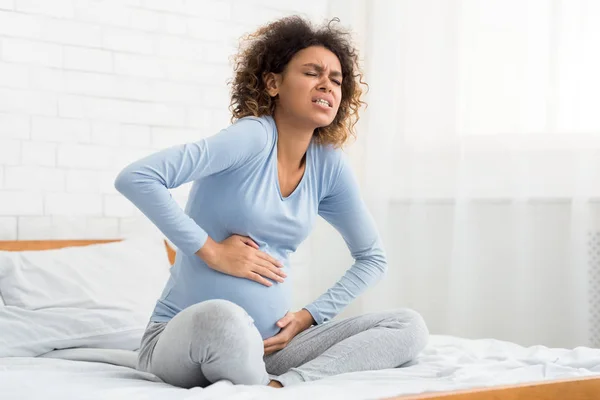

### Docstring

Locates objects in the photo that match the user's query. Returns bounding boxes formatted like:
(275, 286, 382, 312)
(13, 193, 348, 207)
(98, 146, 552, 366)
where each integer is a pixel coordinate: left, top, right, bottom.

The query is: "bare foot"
(268, 380, 283, 388)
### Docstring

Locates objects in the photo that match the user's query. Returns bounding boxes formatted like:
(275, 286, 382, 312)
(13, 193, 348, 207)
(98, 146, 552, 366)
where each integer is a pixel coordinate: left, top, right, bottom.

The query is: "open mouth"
(312, 99, 332, 108)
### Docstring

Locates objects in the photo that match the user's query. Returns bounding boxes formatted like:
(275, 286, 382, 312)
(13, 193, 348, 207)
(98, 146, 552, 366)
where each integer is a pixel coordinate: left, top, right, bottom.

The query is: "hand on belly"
(196, 234, 287, 287)
(263, 309, 315, 355)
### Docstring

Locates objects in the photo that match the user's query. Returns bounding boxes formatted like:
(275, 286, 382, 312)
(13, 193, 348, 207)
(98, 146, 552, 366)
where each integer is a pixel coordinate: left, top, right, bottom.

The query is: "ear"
(263, 72, 281, 98)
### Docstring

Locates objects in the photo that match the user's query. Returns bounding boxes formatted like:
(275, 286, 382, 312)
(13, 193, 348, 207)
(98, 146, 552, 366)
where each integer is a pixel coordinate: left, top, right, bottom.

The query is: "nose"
(317, 78, 333, 93)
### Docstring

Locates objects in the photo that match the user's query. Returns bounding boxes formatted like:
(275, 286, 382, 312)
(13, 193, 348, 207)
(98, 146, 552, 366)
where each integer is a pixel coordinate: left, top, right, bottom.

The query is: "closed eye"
(305, 72, 342, 86)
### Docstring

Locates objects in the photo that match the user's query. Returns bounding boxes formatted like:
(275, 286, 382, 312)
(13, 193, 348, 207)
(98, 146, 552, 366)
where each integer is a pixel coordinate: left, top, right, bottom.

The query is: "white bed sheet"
(2, 334, 600, 400)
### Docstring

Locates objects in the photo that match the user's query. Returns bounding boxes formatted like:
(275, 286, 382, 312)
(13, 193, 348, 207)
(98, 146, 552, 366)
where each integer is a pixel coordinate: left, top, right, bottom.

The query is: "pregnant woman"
(115, 15, 428, 388)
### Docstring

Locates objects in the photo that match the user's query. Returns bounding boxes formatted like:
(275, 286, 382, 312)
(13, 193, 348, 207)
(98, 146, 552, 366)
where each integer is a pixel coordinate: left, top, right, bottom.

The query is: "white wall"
(0, 0, 376, 319)
(0, 0, 340, 240)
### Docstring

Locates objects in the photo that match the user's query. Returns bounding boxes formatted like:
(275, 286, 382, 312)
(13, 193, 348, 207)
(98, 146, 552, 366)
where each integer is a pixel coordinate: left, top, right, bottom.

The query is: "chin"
(309, 114, 335, 129)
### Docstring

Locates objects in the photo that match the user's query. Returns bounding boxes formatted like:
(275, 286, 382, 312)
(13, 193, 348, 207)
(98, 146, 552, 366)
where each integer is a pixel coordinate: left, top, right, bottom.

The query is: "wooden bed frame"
(1, 239, 599, 400)
(0, 239, 177, 265)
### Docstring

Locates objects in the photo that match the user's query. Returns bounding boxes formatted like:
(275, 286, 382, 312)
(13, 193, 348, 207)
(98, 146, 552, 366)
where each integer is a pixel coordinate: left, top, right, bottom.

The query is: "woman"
(115, 16, 428, 388)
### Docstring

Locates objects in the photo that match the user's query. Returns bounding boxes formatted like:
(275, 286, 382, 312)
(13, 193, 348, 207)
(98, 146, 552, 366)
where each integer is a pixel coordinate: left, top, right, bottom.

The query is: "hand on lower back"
(195, 235, 286, 287)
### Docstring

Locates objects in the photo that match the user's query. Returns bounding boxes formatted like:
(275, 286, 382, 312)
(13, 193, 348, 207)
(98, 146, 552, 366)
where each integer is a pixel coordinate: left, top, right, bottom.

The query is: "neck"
(272, 108, 314, 170)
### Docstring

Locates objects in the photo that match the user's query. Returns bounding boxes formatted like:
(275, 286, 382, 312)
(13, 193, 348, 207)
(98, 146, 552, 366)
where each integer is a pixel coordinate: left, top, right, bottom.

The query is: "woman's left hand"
(263, 309, 315, 355)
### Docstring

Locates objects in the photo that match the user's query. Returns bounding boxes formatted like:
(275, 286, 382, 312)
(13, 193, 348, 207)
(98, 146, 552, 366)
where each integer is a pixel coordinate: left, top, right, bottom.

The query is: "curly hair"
(228, 15, 368, 149)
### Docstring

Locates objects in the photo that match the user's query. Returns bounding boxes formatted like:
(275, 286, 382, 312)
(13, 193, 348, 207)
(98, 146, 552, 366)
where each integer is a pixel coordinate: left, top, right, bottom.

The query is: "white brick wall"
(0, 0, 334, 240)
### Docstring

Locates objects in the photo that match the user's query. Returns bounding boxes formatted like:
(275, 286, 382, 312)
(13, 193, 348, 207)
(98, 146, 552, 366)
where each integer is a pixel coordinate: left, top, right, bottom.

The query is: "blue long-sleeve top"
(114, 114, 387, 339)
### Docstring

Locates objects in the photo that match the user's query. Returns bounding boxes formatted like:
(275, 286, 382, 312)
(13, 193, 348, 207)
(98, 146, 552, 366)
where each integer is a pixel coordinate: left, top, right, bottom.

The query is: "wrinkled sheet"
(2, 335, 600, 400)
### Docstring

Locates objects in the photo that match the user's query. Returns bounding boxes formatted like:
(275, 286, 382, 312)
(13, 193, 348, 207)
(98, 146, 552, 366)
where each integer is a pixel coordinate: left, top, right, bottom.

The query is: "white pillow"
(0, 236, 171, 357)
(0, 306, 144, 357)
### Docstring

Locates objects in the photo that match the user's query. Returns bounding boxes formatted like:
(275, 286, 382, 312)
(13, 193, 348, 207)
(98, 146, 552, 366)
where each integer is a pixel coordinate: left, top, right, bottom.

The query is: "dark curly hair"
(227, 15, 368, 148)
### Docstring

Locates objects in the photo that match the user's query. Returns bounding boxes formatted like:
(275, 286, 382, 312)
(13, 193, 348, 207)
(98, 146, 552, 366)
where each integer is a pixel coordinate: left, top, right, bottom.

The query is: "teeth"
(315, 99, 330, 107)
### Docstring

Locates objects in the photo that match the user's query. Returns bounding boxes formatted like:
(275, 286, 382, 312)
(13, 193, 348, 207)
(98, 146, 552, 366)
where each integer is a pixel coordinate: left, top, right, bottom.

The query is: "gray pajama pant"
(136, 299, 429, 388)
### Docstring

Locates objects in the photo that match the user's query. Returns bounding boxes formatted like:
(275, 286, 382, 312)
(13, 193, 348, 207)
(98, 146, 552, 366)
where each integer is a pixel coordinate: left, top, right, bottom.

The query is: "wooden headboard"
(0, 239, 177, 265)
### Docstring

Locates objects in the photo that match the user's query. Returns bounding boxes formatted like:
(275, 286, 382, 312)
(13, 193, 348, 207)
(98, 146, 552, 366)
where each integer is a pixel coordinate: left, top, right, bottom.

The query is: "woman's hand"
(263, 309, 315, 355)
(196, 235, 287, 287)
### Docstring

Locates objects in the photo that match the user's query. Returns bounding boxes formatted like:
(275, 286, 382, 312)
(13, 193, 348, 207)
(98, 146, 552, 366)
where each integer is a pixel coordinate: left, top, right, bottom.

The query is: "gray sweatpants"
(136, 299, 429, 388)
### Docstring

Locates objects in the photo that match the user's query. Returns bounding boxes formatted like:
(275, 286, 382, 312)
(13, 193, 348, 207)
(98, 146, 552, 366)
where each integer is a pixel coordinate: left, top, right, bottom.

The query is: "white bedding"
(2, 334, 600, 400)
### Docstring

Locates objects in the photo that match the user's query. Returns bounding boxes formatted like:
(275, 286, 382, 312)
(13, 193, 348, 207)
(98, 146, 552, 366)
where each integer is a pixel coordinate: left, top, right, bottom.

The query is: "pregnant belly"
(176, 262, 292, 340)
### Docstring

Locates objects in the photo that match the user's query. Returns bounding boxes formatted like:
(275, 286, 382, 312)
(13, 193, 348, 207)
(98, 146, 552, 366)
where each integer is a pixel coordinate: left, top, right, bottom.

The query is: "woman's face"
(265, 45, 343, 129)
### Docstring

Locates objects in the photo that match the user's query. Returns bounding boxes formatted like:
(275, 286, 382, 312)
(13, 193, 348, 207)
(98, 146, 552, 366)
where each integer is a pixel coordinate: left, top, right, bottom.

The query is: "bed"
(1, 238, 599, 400)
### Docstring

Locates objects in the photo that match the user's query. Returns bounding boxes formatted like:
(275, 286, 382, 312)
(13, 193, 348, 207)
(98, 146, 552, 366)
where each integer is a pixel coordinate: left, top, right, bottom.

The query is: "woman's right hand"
(195, 235, 287, 287)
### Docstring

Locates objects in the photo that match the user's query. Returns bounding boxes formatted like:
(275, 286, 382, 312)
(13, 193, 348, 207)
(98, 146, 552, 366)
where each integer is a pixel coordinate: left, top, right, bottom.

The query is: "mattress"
(1, 334, 599, 400)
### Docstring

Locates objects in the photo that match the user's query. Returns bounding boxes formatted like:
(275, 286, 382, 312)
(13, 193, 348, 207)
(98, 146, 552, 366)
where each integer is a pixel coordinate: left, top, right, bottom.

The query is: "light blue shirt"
(114, 114, 387, 339)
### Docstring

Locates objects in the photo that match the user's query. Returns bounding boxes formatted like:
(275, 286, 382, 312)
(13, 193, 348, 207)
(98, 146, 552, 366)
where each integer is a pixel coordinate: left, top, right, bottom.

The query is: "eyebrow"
(302, 63, 343, 78)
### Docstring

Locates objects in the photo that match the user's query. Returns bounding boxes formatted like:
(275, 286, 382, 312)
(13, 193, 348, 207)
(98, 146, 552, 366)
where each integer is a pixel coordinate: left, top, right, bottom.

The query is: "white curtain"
(334, 0, 600, 349)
